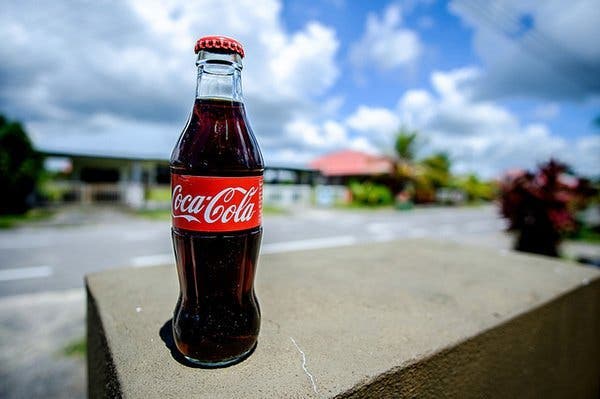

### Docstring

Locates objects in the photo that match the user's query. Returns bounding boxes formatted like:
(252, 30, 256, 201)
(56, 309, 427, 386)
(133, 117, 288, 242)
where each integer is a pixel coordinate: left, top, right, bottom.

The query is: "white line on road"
(132, 254, 174, 268)
(131, 235, 360, 266)
(366, 222, 395, 235)
(372, 232, 396, 242)
(0, 266, 53, 282)
(261, 236, 357, 254)
(405, 228, 428, 238)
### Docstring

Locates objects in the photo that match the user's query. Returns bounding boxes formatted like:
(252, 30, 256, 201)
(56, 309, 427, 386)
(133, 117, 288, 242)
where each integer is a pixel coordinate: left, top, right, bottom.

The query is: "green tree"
(420, 152, 451, 189)
(0, 115, 43, 214)
(393, 128, 420, 186)
(453, 174, 497, 202)
(349, 180, 393, 206)
(394, 128, 418, 161)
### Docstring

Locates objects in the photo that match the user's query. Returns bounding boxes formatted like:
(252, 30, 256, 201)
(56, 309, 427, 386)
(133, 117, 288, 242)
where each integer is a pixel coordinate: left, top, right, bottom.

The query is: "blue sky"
(1, 0, 599, 177)
(280, 0, 477, 114)
(284, 0, 478, 93)
(281, 0, 599, 140)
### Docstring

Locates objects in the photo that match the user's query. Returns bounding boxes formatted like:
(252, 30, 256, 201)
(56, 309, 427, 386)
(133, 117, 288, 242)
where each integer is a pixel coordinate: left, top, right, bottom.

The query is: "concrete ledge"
(86, 239, 600, 398)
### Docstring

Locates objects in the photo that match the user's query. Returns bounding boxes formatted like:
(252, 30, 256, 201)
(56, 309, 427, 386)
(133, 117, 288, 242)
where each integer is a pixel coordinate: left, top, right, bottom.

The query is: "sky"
(1, 0, 599, 178)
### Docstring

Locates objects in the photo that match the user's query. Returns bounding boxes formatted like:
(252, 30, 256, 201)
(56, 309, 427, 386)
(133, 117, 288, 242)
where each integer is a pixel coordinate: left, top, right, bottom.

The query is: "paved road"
(0, 205, 507, 298)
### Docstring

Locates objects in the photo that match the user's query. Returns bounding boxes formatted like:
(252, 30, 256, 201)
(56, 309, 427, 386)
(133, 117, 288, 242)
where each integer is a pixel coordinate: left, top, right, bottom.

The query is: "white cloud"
(1, 0, 597, 179)
(345, 106, 400, 142)
(347, 136, 380, 154)
(565, 135, 600, 175)
(396, 68, 600, 177)
(272, 115, 379, 165)
(0, 0, 341, 161)
(350, 4, 422, 71)
(283, 118, 348, 150)
(274, 62, 594, 178)
(345, 107, 399, 132)
(266, 118, 375, 167)
(449, 0, 600, 101)
(268, 22, 339, 97)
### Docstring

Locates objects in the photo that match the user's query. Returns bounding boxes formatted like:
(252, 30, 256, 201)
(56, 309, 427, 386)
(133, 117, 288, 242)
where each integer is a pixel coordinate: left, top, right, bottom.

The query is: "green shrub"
(349, 181, 393, 206)
(145, 186, 171, 202)
(451, 175, 497, 202)
(39, 179, 70, 202)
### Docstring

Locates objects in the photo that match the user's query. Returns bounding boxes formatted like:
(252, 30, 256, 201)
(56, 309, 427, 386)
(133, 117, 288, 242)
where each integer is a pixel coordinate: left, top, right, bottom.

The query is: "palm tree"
(392, 128, 420, 199)
(394, 128, 418, 162)
(421, 152, 451, 189)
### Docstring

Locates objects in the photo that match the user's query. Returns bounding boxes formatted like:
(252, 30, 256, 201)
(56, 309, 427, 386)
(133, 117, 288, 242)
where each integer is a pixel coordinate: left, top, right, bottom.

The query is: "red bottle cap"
(194, 36, 245, 58)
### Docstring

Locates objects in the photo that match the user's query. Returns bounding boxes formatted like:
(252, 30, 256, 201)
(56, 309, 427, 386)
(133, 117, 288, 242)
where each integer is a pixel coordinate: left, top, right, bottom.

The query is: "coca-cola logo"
(172, 185, 257, 224)
(171, 175, 262, 232)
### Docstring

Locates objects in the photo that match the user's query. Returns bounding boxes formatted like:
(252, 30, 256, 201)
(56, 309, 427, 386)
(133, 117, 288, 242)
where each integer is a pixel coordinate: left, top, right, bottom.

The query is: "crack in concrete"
(289, 337, 318, 395)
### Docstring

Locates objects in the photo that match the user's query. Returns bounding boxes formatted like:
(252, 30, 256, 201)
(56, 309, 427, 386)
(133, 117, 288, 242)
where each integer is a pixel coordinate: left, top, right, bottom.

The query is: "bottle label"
(171, 174, 263, 232)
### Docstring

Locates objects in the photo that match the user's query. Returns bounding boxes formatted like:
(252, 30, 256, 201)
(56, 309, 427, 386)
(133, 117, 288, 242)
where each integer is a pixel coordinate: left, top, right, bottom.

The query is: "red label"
(171, 174, 263, 232)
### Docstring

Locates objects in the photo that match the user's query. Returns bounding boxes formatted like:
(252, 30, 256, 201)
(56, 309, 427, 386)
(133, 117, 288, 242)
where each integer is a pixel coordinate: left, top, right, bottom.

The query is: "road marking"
(132, 254, 174, 268)
(122, 231, 164, 242)
(372, 232, 396, 242)
(406, 228, 428, 238)
(261, 236, 357, 254)
(0, 266, 53, 282)
(131, 235, 359, 265)
(429, 223, 457, 236)
(366, 222, 395, 235)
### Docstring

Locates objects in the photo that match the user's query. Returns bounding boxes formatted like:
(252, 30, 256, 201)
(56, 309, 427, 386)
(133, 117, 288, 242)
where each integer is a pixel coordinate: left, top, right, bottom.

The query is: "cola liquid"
(170, 37, 263, 367)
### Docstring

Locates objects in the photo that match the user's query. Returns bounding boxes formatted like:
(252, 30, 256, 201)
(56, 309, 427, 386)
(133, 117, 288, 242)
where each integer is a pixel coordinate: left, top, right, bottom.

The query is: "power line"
(458, 0, 600, 93)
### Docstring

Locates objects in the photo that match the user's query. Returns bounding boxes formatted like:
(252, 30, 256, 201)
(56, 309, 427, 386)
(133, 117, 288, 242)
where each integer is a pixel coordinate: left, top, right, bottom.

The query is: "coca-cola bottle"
(170, 36, 263, 367)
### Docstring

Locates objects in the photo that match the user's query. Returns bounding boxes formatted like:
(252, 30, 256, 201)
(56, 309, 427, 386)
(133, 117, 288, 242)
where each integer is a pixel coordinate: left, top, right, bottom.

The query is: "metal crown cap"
(194, 35, 245, 58)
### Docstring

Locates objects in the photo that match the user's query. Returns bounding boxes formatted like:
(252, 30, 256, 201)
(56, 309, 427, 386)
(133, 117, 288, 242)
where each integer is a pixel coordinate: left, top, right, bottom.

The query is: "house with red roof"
(310, 150, 395, 185)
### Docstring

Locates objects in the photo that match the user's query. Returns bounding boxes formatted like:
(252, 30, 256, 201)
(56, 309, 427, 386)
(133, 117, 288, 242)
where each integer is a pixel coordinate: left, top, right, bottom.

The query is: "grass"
(135, 208, 171, 220)
(568, 226, 600, 244)
(62, 337, 86, 357)
(0, 208, 54, 229)
(262, 205, 288, 215)
(146, 187, 171, 202)
(334, 202, 395, 211)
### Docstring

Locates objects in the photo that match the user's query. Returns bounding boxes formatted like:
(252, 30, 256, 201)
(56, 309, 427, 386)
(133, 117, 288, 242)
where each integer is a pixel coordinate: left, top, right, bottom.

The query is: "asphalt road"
(0, 205, 507, 298)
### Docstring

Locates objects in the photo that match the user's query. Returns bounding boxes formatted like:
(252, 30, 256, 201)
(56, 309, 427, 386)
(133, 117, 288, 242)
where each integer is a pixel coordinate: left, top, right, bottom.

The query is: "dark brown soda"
(170, 98, 263, 365)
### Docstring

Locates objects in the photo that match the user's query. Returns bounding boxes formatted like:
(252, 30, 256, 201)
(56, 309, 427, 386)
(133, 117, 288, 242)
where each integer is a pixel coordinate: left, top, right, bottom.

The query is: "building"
(40, 150, 321, 208)
(310, 149, 395, 185)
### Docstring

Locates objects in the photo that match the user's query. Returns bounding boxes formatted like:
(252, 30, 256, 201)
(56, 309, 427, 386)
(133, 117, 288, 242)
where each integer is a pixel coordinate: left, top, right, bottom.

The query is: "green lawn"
(62, 337, 86, 357)
(146, 187, 171, 202)
(135, 208, 171, 220)
(337, 205, 395, 212)
(568, 226, 600, 244)
(0, 208, 54, 229)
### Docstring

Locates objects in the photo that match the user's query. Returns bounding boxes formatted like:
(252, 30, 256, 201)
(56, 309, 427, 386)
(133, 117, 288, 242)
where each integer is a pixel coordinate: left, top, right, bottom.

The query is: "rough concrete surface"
(87, 239, 600, 398)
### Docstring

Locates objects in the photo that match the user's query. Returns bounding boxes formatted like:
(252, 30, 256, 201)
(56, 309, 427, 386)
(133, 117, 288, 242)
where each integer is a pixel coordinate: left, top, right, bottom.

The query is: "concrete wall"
(86, 239, 600, 398)
(344, 284, 599, 398)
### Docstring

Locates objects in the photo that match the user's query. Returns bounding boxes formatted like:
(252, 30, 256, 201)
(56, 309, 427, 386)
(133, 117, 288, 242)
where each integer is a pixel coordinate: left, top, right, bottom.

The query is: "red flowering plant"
(499, 159, 595, 257)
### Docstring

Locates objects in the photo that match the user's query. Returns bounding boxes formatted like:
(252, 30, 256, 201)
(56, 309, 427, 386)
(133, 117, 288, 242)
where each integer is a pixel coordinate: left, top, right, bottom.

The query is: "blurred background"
(1, 0, 599, 397)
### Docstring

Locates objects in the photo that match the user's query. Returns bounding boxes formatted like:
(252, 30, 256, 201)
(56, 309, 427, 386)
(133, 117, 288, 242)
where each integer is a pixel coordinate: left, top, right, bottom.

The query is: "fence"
(46, 181, 350, 209)
(263, 184, 313, 207)
(47, 182, 122, 204)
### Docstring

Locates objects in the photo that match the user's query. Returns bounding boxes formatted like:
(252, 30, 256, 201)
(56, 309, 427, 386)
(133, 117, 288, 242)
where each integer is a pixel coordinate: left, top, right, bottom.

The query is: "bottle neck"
(195, 50, 243, 102)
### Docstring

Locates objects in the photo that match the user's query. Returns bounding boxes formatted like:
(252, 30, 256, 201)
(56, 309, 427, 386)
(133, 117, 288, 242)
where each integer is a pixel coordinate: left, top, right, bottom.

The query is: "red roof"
(310, 150, 394, 177)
